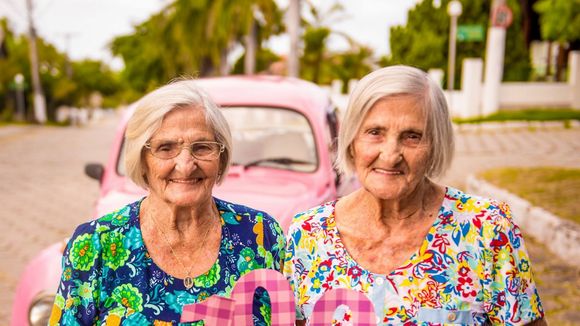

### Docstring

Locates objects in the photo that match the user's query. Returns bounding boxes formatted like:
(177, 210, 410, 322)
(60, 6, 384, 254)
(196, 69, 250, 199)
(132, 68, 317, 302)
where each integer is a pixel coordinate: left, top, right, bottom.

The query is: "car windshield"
(117, 106, 317, 175)
(222, 106, 318, 172)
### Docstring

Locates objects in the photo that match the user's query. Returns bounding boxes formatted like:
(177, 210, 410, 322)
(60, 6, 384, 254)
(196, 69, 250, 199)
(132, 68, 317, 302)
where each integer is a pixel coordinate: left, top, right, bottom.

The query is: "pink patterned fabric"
(181, 269, 296, 325)
(310, 288, 377, 326)
(232, 269, 297, 325)
(180, 295, 236, 325)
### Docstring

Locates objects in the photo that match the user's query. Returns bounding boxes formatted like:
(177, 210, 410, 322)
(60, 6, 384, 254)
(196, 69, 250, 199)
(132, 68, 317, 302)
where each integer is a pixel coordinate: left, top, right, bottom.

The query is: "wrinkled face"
(351, 95, 431, 201)
(143, 107, 220, 207)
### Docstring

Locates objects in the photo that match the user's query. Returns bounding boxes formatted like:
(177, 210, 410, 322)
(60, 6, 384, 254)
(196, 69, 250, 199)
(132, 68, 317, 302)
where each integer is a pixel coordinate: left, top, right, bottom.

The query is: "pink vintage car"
(11, 75, 358, 325)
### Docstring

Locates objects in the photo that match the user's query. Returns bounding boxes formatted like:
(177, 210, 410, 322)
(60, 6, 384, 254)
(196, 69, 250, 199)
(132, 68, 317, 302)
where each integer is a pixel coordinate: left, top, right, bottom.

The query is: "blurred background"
(0, 0, 578, 124)
(1, 0, 579, 325)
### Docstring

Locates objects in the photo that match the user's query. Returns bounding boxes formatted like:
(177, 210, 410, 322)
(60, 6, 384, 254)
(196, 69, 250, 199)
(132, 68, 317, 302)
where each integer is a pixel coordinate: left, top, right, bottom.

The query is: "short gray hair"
(124, 79, 232, 189)
(336, 65, 454, 178)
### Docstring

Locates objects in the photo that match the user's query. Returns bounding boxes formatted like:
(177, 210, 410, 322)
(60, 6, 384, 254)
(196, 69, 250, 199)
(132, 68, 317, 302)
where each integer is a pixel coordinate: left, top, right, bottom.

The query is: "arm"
(486, 201, 545, 324)
(49, 224, 101, 325)
(283, 223, 309, 324)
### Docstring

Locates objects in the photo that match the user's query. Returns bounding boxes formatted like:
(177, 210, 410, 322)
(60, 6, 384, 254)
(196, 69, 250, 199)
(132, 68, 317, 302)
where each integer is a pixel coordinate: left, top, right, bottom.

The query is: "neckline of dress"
(133, 196, 226, 288)
(327, 186, 451, 278)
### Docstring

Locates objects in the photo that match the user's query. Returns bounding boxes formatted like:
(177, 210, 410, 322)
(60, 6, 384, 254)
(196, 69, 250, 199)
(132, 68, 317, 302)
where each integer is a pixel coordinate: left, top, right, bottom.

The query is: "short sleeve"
(486, 202, 544, 325)
(283, 221, 307, 320)
(261, 212, 286, 271)
(49, 223, 102, 325)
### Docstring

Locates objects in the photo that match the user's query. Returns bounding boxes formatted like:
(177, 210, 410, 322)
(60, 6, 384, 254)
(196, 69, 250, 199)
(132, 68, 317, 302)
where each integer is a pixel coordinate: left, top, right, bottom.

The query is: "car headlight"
(28, 293, 55, 326)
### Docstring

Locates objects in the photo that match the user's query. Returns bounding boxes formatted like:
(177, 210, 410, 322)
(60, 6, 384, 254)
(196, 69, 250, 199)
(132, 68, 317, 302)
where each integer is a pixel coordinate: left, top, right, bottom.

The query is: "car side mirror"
(85, 163, 104, 183)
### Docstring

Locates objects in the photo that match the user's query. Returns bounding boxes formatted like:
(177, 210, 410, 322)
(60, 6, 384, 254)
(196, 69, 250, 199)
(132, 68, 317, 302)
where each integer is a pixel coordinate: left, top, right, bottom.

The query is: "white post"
(461, 58, 483, 118)
(482, 0, 511, 116)
(447, 1, 462, 91)
(428, 69, 445, 88)
(482, 27, 506, 116)
(26, 0, 47, 123)
(569, 51, 580, 109)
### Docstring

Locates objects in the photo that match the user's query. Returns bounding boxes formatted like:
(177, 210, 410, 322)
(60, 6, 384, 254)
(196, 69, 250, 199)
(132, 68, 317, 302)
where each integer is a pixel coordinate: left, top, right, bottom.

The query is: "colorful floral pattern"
(51, 197, 285, 325)
(284, 187, 544, 325)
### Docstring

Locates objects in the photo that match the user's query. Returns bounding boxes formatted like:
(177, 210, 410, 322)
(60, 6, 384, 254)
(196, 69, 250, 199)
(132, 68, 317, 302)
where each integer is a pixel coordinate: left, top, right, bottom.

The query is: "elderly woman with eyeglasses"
(49, 80, 285, 325)
(284, 66, 546, 325)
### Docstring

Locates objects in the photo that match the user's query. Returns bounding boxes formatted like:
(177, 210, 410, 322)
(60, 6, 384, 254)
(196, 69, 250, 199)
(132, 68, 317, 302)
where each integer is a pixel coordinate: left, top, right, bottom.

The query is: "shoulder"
(67, 200, 141, 251)
(287, 201, 336, 240)
(214, 197, 281, 233)
(444, 187, 519, 238)
(73, 200, 141, 237)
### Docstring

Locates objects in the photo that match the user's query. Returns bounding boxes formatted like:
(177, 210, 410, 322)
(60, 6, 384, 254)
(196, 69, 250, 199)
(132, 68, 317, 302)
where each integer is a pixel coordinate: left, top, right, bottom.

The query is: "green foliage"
(386, 0, 531, 83)
(111, 0, 282, 93)
(329, 47, 373, 93)
(0, 18, 124, 122)
(534, 0, 580, 43)
(298, 0, 373, 87)
(479, 167, 580, 223)
(453, 108, 580, 124)
(231, 48, 280, 75)
(300, 26, 331, 83)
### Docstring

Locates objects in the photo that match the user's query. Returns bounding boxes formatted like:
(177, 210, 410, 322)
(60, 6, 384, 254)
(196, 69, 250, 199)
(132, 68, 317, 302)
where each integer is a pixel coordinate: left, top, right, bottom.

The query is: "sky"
(0, 0, 420, 70)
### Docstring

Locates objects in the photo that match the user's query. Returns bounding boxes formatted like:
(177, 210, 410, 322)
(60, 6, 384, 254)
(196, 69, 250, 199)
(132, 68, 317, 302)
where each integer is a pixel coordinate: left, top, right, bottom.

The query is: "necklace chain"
(149, 207, 217, 289)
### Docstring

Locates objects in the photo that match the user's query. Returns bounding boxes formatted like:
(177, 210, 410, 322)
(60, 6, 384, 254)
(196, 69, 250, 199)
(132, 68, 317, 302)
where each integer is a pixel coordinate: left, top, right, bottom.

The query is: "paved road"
(1, 119, 579, 325)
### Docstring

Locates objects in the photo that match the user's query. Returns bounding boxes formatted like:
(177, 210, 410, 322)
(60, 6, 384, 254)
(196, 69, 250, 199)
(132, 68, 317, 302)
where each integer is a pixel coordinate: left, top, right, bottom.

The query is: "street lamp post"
(14, 74, 26, 121)
(447, 0, 462, 91)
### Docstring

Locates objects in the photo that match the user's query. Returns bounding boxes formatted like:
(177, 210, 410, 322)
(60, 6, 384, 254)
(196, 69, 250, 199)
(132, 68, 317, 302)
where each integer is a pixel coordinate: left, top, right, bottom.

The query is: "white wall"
(498, 82, 570, 108)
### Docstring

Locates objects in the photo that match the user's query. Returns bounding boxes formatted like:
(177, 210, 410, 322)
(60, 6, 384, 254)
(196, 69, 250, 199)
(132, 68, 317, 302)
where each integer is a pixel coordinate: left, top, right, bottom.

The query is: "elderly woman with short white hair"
(284, 65, 546, 325)
(50, 80, 285, 325)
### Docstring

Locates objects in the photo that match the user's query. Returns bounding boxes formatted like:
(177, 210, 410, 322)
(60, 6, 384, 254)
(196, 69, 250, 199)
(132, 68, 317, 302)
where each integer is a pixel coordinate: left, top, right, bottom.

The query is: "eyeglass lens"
(148, 141, 221, 160)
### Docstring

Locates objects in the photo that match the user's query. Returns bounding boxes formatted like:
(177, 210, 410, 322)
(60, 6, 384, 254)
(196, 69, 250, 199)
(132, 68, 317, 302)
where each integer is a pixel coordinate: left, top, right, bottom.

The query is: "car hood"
(215, 172, 318, 232)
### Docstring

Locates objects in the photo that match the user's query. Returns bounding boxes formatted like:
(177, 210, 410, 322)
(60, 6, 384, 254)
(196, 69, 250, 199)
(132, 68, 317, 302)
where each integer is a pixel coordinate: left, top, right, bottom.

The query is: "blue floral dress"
(50, 197, 285, 325)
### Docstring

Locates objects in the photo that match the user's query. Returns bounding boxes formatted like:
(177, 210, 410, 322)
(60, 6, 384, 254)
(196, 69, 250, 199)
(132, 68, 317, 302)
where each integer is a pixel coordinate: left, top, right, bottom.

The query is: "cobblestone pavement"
(0, 120, 579, 325)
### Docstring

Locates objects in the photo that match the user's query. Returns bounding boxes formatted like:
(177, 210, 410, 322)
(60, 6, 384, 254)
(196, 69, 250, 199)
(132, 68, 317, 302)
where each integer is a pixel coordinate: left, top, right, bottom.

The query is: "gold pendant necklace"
(149, 208, 216, 289)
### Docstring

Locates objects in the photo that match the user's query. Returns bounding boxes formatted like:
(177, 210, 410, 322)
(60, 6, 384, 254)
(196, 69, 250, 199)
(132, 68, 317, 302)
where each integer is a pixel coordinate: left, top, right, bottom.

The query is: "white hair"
(335, 65, 454, 178)
(124, 79, 232, 189)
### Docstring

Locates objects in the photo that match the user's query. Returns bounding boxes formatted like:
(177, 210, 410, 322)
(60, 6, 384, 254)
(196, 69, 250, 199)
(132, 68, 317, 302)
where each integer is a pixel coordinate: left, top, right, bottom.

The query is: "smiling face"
(143, 106, 220, 208)
(351, 95, 431, 201)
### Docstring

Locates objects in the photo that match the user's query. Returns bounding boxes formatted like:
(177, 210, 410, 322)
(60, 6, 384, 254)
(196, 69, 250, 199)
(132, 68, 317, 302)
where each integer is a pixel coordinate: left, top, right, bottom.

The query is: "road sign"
(457, 25, 484, 42)
(491, 4, 513, 28)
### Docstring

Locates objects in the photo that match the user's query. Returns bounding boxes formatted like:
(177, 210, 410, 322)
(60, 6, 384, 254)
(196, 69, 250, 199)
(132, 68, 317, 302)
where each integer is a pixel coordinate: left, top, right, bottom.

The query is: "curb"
(466, 174, 580, 267)
(454, 120, 580, 132)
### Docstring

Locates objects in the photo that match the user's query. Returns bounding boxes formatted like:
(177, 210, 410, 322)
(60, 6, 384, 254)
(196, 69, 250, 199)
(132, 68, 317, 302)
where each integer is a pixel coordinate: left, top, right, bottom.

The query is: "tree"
(111, 0, 283, 93)
(385, 0, 532, 85)
(534, 0, 580, 80)
(0, 18, 123, 122)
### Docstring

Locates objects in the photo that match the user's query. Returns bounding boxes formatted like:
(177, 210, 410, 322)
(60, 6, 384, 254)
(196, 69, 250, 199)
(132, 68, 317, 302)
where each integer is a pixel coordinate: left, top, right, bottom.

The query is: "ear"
(348, 144, 355, 158)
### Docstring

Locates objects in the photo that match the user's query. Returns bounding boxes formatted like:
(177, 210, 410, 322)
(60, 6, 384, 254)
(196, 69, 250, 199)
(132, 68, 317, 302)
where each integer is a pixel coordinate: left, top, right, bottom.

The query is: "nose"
(378, 137, 403, 164)
(174, 147, 197, 172)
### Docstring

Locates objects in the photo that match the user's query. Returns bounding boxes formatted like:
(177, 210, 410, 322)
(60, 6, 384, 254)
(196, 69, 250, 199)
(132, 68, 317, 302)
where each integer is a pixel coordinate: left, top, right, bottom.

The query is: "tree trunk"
(555, 43, 567, 82)
(288, 0, 301, 77)
(244, 20, 257, 75)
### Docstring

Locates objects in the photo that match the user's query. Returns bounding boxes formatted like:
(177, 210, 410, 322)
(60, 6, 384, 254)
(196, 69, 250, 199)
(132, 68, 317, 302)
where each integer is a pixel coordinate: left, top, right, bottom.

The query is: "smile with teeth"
(373, 168, 403, 175)
(170, 177, 203, 184)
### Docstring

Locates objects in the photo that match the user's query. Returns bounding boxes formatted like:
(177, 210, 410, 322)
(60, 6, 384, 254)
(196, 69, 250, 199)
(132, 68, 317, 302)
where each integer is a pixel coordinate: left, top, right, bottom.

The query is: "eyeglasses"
(144, 140, 225, 160)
